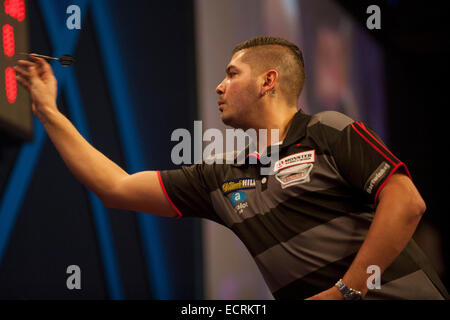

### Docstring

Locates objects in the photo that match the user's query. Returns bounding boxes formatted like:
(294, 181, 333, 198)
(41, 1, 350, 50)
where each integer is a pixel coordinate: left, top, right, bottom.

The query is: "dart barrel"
(0, 0, 32, 140)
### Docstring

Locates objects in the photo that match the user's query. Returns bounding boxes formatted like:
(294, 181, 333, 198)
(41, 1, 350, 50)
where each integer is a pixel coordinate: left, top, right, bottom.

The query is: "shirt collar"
(231, 109, 311, 167)
(279, 109, 311, 149)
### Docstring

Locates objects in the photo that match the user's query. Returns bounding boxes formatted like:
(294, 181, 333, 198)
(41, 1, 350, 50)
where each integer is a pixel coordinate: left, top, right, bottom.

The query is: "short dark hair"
(233, 36, 305, 105)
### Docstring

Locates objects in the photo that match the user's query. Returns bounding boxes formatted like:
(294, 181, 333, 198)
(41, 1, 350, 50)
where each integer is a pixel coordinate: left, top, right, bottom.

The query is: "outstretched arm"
(15, 56, 177, 218)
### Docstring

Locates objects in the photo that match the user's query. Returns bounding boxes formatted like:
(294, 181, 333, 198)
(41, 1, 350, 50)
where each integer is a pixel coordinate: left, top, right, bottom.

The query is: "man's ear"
(261, 69, 278, 95)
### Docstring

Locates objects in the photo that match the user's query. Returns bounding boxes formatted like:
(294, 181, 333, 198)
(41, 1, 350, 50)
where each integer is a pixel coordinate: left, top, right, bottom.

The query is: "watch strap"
(335, 279, 363, 300)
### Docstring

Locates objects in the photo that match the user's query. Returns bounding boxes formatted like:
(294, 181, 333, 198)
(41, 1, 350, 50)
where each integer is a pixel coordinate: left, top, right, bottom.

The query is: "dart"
(19, 53, 75, 66)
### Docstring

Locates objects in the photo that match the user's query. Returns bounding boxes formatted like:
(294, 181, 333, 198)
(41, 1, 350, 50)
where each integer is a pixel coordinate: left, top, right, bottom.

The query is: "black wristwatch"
(334, 279, 363, 300)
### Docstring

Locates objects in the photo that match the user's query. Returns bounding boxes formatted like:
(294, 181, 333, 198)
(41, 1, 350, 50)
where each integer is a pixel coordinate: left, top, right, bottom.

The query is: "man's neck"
(253, 105, 298, 154)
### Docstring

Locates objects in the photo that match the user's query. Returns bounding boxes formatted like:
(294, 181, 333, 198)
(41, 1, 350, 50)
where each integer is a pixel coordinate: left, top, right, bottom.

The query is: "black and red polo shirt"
(158, 109, 449, 300)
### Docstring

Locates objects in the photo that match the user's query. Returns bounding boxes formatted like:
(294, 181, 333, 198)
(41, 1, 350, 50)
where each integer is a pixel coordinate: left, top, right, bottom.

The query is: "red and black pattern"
(350, 121, 412, 204)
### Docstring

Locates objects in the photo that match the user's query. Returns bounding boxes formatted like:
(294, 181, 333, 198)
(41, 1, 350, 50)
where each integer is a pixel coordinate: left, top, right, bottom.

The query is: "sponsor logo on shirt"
(229, 190, 248, 214)
(230, 190, 247, 205)
(274, 150, 315, 173)
(275, 163, 314, 189)
(221, 177, 256, 195)
(365, 161, 391, 194)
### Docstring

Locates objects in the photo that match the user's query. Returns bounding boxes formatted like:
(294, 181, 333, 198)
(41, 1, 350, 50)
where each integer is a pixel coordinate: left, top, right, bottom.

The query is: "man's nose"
(216, 80, 225, 95)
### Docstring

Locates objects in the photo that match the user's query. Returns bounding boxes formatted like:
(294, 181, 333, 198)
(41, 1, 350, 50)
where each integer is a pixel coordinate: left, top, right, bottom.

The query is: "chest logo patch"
(274, 150, 315, 173)
(273, 150, 315, 188)
(275, 163, 314, 189)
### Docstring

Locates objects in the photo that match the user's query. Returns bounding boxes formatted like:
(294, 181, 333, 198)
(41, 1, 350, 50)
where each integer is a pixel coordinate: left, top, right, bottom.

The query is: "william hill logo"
(221, 177, 256, 195)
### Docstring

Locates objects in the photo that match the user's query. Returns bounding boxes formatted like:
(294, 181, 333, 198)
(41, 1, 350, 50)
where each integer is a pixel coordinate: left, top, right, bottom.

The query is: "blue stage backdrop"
(0, 0, 202, 299)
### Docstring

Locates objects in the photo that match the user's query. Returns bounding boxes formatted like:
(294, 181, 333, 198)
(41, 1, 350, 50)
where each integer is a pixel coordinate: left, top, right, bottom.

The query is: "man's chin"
(221, 109, 246, 128)
(220, 112, 231, 125)
(220, 113, 237, 128)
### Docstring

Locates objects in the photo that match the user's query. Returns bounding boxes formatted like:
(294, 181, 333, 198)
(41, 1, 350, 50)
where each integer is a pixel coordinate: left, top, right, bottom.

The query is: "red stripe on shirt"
(157, 171, 183, 218)
(356, 122, 401, 163)
(351, 123, 396, 166)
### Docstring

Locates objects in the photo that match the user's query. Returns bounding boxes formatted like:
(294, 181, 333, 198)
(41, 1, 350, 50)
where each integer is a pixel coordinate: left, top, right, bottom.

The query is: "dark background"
(0, 0, 448, 298)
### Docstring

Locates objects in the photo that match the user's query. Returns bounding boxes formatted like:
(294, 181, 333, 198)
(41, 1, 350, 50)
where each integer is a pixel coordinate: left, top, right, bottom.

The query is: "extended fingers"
(16, 59, 44, 77)
(17, 59, 36, 67)
(14, 64, 39, 81)
(16, 60, 39, 76)
(14, 65, 31, 78)
(18, 56, 49, 75)
(14, 62, 40, 92)
(16, 73, 31, 90)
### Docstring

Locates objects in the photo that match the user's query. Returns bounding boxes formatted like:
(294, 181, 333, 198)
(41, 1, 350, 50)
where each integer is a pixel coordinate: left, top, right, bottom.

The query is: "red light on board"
(2, 24, 14, 57)
(5, 67, 17, 103)
(4, 0, 26, 21)
(0, 0, 30, 140)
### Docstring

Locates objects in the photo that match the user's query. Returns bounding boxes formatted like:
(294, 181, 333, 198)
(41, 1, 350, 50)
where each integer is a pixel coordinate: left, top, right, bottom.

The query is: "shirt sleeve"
(157, 164, 224, 224)
(331, 121, 412, 205)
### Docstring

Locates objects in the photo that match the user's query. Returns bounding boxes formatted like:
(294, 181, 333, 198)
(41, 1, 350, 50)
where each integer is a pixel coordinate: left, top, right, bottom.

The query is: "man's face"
(216, 50, 260, 129)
